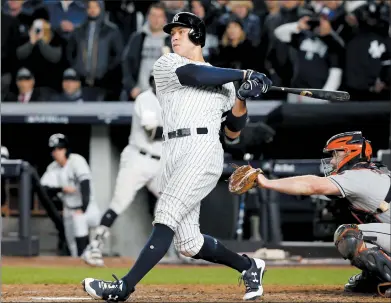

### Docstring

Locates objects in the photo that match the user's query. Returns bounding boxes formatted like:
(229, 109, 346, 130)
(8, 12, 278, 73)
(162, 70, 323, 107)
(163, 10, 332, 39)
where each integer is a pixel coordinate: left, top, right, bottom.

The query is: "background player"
(82, 73, 173, 264)
(40, 133, 102, 265)
(252, 131, 390, 297)
(82, 12, 272, 302)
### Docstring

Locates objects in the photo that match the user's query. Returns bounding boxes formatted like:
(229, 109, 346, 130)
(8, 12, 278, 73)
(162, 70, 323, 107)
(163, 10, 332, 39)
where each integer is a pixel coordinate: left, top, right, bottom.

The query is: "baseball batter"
(82, 12, 272, 302)
(41, 134, 102, 265)
(82, 74, 166, 265)
(231, 131, 391, 298)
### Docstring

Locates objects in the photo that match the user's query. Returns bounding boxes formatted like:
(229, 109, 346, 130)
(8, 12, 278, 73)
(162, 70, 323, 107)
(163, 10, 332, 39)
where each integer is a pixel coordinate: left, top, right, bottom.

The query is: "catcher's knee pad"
(335, 224, 391, 283)
(174, 233, 204, 257)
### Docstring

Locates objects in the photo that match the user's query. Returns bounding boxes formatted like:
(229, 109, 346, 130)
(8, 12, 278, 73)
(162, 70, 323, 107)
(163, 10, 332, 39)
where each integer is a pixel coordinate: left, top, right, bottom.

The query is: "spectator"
(274, 11, 345, 103)
(217, 1, 262, 47)
(210, 17, 256, 72)
(121, 2, 168, 101)
(213, 0, 230, 16)
(2, 12, 20, 97)
(46, 0, 87, 40)
(342, 1, 390, 101)
(260, 0, 303, 99)
(3, 68, 48, 102)
(67, 0, 124, 101)
(190, 0, 219, 61)
(16, 6, 66, 92)
(2, 0, 36, 44)
(161, 0, 189, 21)
(104, 0, 144, 44)
(53, 68, 105, 102)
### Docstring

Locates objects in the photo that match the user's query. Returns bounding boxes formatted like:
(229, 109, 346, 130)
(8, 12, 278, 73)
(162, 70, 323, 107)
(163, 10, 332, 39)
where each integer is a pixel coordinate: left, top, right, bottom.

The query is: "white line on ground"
(29, 297, 92, 301)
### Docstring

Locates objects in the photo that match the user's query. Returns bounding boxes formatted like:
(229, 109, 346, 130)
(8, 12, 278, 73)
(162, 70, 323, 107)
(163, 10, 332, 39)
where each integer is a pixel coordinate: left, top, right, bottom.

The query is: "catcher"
(228, 131, 391, 298)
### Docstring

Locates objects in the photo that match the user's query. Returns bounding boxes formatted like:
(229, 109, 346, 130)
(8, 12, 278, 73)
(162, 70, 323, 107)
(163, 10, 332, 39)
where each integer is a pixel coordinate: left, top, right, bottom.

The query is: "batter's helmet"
(49, 133, 70, 156)
(321, 131, 372, 176)
(163, 12, 206, 47)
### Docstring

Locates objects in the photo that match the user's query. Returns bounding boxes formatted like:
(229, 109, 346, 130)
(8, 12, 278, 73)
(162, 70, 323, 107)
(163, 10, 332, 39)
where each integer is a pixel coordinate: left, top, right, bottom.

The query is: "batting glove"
(244, 69, 273, 93)
(236, 80, 262, 101)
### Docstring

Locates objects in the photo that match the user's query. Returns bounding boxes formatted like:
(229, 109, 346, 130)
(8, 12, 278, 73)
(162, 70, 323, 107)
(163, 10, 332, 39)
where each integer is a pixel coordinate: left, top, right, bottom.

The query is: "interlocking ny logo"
(173, 14, 179, 22)
(108, 294, 118, 300)
(251, 272, 258, 283)
(368, 40, 385, 59)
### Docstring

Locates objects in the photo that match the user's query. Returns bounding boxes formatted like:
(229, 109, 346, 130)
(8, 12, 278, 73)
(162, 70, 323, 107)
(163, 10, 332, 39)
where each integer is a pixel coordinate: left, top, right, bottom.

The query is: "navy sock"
(193, 234, 251, 273)
(121, 223, 174, 289)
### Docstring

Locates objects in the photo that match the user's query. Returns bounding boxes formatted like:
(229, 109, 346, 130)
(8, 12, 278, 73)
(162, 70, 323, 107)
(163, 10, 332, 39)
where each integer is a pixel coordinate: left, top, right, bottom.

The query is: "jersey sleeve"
(73, 155, 91, 182)
(135, 91, 161, 129)
(328, 170, 365, 199)
(153, 53, 189, 94)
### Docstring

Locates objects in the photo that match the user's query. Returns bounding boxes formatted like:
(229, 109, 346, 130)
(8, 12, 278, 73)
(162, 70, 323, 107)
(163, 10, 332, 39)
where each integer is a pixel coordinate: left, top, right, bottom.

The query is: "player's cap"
(16, 68, 34, 80)
(63, 68, 80, 81)
(49, 133, 69, 150)
(163, 12, 206, 47)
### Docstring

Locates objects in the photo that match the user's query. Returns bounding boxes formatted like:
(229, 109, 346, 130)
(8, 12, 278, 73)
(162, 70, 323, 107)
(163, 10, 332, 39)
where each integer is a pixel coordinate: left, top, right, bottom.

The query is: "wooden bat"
(268, 86, 350, 101)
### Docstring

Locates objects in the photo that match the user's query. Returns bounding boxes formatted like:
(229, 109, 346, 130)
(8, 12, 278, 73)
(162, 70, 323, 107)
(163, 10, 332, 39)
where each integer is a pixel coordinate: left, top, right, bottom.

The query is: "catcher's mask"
(321, 131, 372, 176)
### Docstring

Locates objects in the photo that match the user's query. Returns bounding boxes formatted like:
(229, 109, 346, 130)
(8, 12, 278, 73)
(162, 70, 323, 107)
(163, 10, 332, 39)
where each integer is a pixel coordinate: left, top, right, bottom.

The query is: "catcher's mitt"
(228, 164, 263, 195)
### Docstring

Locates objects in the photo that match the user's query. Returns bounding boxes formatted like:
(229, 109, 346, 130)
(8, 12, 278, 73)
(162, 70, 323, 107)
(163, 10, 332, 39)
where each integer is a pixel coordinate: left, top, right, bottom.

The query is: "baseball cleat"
(81, 241, 104, 267)
(239, 256, 266, 300)
(82, 274, 133, 302)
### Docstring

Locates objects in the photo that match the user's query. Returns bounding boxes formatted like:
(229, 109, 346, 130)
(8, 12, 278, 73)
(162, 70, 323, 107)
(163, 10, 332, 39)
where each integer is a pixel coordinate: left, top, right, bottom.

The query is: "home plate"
(30, 297, 92, 301)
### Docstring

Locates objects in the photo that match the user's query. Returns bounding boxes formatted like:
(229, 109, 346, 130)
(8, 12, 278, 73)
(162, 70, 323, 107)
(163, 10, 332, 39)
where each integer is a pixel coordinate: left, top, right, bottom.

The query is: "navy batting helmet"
(49, 133, 69, 150)
(163, 12, 206, 47)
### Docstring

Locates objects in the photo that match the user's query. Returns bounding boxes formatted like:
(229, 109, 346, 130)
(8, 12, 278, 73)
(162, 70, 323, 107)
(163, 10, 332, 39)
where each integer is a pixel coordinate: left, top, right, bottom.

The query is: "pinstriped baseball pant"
(153, 134, 224, 257)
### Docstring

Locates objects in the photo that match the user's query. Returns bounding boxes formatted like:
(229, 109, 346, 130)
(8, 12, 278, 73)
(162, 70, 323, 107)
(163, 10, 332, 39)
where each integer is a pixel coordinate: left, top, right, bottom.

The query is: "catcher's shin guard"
(334, 224, 391, 296)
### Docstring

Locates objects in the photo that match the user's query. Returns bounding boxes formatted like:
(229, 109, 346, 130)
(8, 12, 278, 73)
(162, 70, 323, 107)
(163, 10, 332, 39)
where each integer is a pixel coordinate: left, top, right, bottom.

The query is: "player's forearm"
(224, 98, 248, 139)
(80, 180, 90, 212)
(258, 174, 320, 196)
(176, 64, 245, 86)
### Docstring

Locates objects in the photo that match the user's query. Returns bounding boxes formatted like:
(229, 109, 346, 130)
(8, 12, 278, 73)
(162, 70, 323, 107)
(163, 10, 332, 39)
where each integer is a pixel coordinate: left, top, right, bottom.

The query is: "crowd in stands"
(1, 0, 390, 103)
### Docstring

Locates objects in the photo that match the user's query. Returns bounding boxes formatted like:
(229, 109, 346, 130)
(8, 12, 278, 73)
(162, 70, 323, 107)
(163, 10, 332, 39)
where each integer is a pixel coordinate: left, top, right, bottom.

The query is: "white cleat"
(81, 243, 104, 267)
(239, 256, 266, 300)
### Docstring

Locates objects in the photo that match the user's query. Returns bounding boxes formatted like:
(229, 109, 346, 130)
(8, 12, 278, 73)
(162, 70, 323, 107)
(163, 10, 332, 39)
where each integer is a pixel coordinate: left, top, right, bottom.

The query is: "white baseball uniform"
(109, 89, 163, 215)
(153, 53, 236, 257)
(41, 153, 101, 257)
(329, 168, 391, 253)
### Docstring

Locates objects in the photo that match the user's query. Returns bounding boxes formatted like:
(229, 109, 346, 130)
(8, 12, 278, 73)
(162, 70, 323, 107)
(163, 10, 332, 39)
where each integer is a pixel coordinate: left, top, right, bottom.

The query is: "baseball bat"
(268, 86, 350, 101)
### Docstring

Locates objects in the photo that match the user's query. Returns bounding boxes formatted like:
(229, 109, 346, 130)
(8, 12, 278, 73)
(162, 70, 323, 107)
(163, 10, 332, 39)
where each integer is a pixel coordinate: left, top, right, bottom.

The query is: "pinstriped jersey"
(153, 53, 236, 135)
(328, 169, 391, 223)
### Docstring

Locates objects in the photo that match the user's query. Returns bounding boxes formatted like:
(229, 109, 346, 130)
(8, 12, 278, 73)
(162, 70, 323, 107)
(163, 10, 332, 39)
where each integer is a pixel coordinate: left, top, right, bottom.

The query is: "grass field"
(3, 265, 360, 285)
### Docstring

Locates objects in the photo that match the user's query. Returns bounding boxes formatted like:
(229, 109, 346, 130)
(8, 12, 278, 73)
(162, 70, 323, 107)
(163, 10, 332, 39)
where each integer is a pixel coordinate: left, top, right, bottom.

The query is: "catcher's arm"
(257, 174, 341, 196)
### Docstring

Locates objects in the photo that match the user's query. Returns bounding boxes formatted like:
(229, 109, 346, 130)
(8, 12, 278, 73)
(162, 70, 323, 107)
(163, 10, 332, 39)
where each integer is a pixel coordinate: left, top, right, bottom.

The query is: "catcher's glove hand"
(228, 163, 263, 195)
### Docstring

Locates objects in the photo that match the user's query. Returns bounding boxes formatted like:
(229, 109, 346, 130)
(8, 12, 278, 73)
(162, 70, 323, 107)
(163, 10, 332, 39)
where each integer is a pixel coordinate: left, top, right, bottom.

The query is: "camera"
(32, 20, 43, 35)
(307, 17, 320, 29)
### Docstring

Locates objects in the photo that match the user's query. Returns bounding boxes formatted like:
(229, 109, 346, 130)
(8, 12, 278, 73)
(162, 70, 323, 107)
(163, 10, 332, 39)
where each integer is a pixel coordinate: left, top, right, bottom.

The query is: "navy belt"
(164, 127, 208, 140)
(139, 150, 160, 160)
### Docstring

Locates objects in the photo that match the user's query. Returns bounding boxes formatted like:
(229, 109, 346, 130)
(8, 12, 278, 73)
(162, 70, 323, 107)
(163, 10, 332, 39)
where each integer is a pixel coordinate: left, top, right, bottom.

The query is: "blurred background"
(1, 0, 390, 261)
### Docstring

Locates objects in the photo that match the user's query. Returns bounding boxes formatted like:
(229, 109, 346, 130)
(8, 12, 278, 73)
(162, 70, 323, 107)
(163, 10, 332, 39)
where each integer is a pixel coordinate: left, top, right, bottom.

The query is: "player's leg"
(173, 205, 266, 300)
(63, 208, 78, 257)
(87, 146, 152, 250)
(334, 223, 391, 297)
(72, 211, 90, 256)
(81, 202, 104, 266)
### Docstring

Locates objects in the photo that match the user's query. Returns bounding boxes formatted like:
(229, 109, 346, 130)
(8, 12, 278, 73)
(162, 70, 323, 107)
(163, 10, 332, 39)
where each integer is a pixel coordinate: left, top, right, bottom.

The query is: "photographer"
(16, 6, 66, 92)
(274, 6, 345, 103)
(342, 1, 390, 101)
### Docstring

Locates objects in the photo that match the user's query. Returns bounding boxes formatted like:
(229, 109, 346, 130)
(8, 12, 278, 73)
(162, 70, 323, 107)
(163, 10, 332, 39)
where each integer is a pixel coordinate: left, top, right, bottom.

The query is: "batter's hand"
(236, 80, 262, 101)
(244, 70, 273, 93)
(63, 186, 77, 194)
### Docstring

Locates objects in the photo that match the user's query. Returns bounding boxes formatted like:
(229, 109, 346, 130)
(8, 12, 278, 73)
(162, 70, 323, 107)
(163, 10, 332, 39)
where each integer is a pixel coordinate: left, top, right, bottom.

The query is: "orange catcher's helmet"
(321, 131, 372, 176)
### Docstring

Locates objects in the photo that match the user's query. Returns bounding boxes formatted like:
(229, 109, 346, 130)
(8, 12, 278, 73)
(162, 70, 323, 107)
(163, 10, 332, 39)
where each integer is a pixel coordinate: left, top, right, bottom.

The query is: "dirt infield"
(2, 257, 389, 302)
(3, 284, 390, 302)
